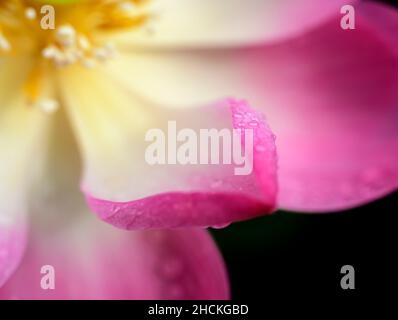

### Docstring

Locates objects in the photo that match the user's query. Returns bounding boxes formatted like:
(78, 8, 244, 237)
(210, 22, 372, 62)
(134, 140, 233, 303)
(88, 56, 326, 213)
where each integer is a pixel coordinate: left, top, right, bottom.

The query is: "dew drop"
(248, 120, 259, 127)
(110, 205, 120, 214)
(211, 222, 231, 229)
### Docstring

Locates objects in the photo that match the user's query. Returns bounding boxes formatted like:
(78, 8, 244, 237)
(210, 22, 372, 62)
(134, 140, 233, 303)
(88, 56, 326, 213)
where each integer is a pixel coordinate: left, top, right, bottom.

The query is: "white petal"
(0, 57, 50, 286)
(115, 0, 353, 47)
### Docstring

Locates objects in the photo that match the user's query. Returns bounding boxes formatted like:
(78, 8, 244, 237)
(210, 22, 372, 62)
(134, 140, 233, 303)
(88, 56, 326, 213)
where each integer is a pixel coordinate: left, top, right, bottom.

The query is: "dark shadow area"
(212, 191, 396, 299)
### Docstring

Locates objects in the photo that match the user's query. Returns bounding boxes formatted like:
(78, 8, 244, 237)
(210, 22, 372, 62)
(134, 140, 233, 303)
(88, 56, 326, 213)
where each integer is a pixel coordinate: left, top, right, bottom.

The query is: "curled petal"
(58, 67, 277, 229)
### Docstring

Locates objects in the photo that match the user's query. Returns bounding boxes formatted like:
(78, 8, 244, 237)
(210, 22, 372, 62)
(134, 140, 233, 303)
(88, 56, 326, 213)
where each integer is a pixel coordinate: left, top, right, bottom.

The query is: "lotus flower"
(1, 0, 397, 299)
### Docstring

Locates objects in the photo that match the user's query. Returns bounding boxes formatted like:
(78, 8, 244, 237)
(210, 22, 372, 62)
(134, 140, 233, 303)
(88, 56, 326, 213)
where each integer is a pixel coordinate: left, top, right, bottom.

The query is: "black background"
(212, 0, 397, 300)
(212, 193, 396, 300)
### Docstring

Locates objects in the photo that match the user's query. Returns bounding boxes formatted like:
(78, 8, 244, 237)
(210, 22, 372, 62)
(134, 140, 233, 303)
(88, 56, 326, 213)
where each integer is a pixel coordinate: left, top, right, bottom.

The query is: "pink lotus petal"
(58, 68, 277, 229)
(358, 2, 398, 55)
(111, 3, 398, 212)
(0, 223, 26, 288)
(271, 3, 398, 211)
(0, 215, 229, 299)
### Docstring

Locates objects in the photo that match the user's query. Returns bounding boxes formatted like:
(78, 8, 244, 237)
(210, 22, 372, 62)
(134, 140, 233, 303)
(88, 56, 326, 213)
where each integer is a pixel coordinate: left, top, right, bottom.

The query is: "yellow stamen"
(0, 32, 11, 51)
(24, 63, 44, 104)
(24, 7, 37, 20)
(1, 0, 156, 112)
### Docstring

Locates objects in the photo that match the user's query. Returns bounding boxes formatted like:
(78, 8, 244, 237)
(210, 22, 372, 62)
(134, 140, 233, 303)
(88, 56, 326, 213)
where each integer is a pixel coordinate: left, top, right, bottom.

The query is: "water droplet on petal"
(110, 205, 120, 214)
(212, 222, 231, 229)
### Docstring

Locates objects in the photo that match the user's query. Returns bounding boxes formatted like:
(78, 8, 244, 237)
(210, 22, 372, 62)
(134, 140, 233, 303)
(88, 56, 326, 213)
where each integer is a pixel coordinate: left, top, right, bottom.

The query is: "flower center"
(0, 0, 154, 112)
